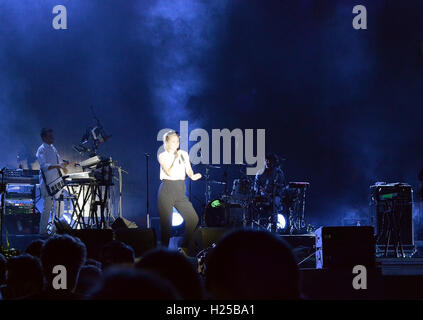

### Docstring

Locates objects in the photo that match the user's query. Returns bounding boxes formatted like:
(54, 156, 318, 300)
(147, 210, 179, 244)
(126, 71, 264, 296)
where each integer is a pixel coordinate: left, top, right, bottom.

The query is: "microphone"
(174, 148, 181, 164)
(175, 148, 186, 164)
(180, 151, 186, 163)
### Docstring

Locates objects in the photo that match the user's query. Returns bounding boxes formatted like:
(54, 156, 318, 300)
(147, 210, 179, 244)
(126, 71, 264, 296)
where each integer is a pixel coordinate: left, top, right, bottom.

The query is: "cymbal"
(196, 164, 221, 169)
(208, 180, 226, 185)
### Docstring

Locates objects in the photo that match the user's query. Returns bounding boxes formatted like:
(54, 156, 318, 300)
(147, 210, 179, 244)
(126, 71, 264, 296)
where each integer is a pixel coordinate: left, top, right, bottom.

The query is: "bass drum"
(204, 199, 246, 227)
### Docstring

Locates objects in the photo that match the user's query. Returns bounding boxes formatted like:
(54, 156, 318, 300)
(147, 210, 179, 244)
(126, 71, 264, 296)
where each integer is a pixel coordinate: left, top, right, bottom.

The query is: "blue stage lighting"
(172, 208, 184, 227)
(277, 214, 286, 229)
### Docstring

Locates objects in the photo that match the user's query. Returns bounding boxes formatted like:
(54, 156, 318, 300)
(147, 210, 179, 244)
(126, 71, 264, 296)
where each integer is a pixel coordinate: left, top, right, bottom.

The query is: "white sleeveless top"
(158, 150, 190, 180)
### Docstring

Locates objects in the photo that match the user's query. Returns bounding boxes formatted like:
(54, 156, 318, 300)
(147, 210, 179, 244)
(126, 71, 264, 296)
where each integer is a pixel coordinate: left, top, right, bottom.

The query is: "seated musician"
(253, 153, 286, 232)
(254, 153, 286, 195)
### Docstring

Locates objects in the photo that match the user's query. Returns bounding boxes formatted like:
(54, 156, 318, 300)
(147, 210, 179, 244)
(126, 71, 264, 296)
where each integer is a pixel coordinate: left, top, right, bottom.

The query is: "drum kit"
(198, 163, 311, 235)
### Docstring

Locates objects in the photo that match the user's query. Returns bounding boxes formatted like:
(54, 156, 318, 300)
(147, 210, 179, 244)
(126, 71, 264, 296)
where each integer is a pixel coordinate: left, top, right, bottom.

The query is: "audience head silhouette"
(0, 229, 303, 300)
(85, 258, 102, 269)
(100, 240, 135, 270)
(0, 253, 6, 286)
(205, 229, 300, 299)
(75, 265, 102, 296)
(40, 234, 87, 296)
(89, 267, 180, 300)
(135, 248, 204, 299)
(4, 254, 44, 299)
(25, 239, 45, 258)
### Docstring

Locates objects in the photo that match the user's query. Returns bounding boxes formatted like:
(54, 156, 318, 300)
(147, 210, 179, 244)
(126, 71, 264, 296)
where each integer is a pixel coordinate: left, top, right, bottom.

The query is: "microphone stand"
(145, 153, 150, 228)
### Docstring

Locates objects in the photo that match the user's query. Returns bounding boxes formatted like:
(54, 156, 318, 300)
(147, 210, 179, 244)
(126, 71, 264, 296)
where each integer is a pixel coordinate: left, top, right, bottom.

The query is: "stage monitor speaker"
(189, 227, 232, 256)
(67, 229, 114, 261)
(111, 217, 138, 230)
(315, 226, 375, 269)
(280, 234, 316, 268)
(369, 183, 414, 251)
(114, 228, 157, 258)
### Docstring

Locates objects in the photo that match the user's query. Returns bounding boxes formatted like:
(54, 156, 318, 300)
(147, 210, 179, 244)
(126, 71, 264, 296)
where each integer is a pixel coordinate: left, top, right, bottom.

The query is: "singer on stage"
(157, 130, 202, 253)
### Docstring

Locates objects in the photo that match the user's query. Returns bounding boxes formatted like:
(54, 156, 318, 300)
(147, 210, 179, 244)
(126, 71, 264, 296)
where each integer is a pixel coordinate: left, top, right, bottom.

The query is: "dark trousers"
(158, 180, 199, 248)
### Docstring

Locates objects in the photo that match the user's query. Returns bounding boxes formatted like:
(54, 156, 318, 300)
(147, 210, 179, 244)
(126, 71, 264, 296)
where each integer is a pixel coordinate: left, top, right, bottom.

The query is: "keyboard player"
(36, 128, 72, 236)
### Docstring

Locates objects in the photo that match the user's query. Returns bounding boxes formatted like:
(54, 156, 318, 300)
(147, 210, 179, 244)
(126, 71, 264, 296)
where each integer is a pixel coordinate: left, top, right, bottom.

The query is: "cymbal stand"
(223, 166, 229, 196)
(204, 166, 212, 204)
(200, 166, 211, 227)
(299, 187, 307, 230)
(251, 208, 271, 231)
(145, 153, 150, 228)
(200, 165, 211, 227)
(248, 180, 270, 231)
(378, 199, 406, 258)
(243, 173, 254, 228)
(270, 179, 278, 233)
(288, 186, 308, 233)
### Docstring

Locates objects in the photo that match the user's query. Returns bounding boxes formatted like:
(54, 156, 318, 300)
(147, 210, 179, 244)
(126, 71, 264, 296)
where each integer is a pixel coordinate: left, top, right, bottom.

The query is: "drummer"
(254, 153, 286, 196)
(253, 153, 286, 232)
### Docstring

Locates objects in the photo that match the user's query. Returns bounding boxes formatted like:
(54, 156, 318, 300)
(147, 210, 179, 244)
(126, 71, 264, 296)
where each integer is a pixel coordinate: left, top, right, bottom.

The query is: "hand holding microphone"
(174, 149, 183, 164)
(174, 148, 187, 164)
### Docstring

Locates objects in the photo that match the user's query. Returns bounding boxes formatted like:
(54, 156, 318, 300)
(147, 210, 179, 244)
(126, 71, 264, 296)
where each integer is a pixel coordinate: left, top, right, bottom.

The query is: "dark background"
(0, 0, 422, 228)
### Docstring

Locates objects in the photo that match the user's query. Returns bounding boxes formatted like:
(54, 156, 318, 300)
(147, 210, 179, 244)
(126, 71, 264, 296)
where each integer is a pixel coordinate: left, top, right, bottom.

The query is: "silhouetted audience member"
(75, 265, 102, 297)
(0, 254, 6, 286)
(205, 229, 300, 300)
(100, 240, 135, 270)
(135, 248, 204, 299)
(25, 239, 45, 258)
(4, 254, 44, 299)
(89, 267, 180, 300)
(85, 258, 102, 269)
(0, 254, 6, 299)
(36, 234, 87, 299)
